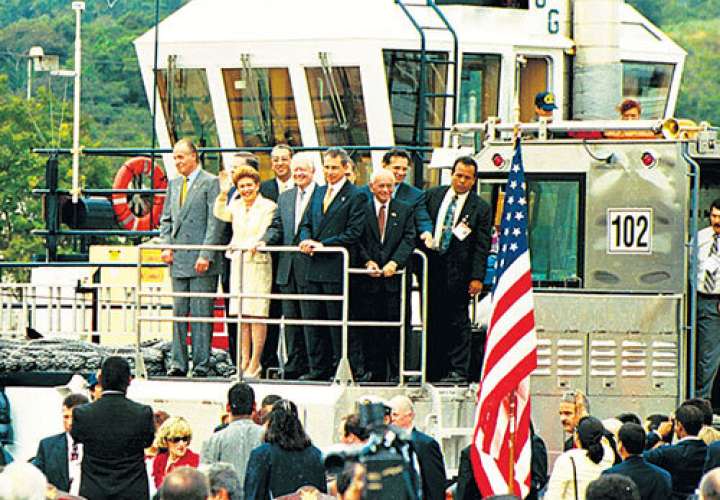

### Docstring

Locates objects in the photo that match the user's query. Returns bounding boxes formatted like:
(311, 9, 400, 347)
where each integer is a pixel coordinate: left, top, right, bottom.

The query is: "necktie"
(322, 187, 333, 213)
(705, 234, 720, 293)
(180, 176, 188, 207)
(378, 204, 387, 242)
(440, 195, 458, 252)
(70, 442, 79, 462)
(295, 189, 305, 233)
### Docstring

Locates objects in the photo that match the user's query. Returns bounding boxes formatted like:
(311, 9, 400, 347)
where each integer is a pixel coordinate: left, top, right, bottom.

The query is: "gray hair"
(0, 462, 47, 500)
(205, 463, 242, 500)
(561, 390, 591, 414)
(369, 169, 394, 185)
(324, 147, 351, 166)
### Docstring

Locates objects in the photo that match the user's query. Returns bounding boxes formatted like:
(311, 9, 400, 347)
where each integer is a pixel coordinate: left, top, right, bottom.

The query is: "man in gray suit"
(258, 154, 316, 379)
(159, 138, 224, 377)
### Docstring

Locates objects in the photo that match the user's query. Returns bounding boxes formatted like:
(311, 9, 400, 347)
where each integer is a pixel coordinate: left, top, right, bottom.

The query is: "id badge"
(453, 222, 472, 241)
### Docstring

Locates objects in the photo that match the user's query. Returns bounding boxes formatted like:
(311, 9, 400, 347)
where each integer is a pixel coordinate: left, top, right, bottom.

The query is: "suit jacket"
(297, 181, 365, 283)
(356, 198, 416, 292)
(455, 445, 481, 500)
(425, 186, 492, 287)
(263, 186, 314, 287)
(359, 183, 433, 237)
(705, 439, 720, 472)
(411, 428, 446, 500)
(644, 438, 707, 499)
(260, 178, 280, 202)
(159, 168, 224, 277)
(603, 455, 672, 500)
(32, 432, 70, 492)
(71, 393, 155, 500)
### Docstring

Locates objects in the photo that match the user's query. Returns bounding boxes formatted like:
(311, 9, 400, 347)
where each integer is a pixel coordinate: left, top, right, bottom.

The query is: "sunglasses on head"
(168, 436, 189, 443)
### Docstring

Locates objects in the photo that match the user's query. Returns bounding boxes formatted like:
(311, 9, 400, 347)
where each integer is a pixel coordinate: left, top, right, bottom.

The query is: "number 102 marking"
(607, 209, 653, 254)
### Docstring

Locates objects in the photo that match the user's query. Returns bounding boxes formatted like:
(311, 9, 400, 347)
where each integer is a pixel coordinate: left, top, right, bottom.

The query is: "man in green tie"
(424, 156, 492, 384)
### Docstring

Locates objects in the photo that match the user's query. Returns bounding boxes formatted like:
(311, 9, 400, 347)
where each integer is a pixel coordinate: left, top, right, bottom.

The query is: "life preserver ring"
(112, 157, 168, 230)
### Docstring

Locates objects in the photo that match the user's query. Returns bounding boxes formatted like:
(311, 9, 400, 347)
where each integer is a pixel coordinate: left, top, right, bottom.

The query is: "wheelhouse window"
(622, 61, 674, 119)
(479, 176, 582, 286)
(305, 66, 371, 185)
(222, 67, 302, 179)
(459, 53, 501, 123)
(518, 56, 550, 122)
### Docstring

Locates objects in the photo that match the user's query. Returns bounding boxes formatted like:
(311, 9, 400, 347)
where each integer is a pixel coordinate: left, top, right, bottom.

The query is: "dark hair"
(342, 413, 369, 441)
(683, 398, 714, 426)
(324, 147, 351, 166)
(586, 474, 640, 500)
(159, 466, 209, 500)
(271, 143, 294, 156)
(261, 394, 282, 409)
(615, 412, 641, 426)
(233, 151, 260, 170)
(62, 393, 88, 409)
(451, 155, 478, 176)
(576, 416, 605, 464)
(711, 198, 720, 213)
(382, 148, 412, 166)
(645, 413, 669, 431)
(206, 462, 241, 500)
(617, 423, 645, 455)
(618, 99, 641, 115)
(227, 383, 254, 416)
(265, 399, 311, 451)
(676, 404, 704, 436)
(99, 356, 131, 392)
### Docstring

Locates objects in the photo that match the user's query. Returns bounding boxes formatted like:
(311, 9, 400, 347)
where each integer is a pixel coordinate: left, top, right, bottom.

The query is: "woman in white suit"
(214, 165, 277, 378)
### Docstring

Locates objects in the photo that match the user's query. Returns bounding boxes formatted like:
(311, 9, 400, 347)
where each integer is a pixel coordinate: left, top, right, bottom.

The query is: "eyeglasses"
(168, 436, 190, 443)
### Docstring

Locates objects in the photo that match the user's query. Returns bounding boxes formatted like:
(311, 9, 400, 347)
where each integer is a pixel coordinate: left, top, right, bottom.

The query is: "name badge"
(453, 222, 472, 241)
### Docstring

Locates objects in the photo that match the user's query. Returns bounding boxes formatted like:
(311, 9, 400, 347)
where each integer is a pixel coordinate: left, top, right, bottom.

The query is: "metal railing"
(135, 243, 430, 385)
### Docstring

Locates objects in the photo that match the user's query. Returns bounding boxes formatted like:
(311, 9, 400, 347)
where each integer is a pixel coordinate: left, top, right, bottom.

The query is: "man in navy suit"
(389, 395, 446, 500)
(258, 144, 295, 375)
(603, 423, 672, 500)
(298, 147, 366, 381)
(32, 393, 89, 494)
(356, 170, 416, 382)
(425, 156, 491, 384)
(260, 154, 318, 379)
(644, 404, 707, 499)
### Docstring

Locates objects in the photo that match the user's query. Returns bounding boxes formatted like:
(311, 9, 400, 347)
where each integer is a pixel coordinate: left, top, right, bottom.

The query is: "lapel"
(178, 170, 204, 220)
(319, 182, 351, 233)
(456, 192, 477, 227)
(366, 199, 381, 243)
(383, 199, 402, 245)
(55, 433, 70, 486)
(429, 186, 451, 220)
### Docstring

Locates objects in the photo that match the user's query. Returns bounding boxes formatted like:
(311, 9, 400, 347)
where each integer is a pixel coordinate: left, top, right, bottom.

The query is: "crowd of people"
(6, 358, 720, 499)
(158, 138, 491, 385)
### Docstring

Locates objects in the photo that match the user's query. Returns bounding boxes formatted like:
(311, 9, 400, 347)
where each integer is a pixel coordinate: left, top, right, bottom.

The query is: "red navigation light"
(640, 151, 657, 168)
(492, 153, 505, 168)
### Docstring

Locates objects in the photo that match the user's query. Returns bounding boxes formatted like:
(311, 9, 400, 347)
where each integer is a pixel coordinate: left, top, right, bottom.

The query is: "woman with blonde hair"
(151, 417, 199, 489)
(215, 165, 277, 378)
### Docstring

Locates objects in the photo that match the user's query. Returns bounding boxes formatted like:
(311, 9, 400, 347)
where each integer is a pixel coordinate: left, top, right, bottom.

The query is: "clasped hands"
(366, 260, 397, 278)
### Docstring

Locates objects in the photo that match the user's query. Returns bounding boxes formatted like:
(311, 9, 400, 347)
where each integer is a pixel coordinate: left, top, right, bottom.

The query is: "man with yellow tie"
(297, 147, 366, 381)
(159, 138, 223, 377)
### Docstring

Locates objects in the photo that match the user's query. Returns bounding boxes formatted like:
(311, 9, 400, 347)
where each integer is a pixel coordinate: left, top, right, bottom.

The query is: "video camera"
(324, 402, 421, 500)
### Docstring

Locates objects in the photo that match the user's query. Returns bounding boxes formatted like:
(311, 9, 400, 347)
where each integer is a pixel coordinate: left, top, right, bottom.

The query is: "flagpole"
(507, 390, 517, 494)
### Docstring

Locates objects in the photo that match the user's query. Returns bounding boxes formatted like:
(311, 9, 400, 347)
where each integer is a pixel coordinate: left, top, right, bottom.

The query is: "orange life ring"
(112, 157, 168, 230)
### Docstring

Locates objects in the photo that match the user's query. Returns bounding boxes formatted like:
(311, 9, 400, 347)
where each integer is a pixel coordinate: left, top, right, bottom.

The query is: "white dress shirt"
(66, 432, 83, 495)
(277, 177, 294, 194)
(294, 182, 315, 233)
(432, 188, 469, 249)
(697, 226, 720, 293)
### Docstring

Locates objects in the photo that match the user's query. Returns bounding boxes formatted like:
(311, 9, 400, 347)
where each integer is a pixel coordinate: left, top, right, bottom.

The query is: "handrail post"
(135, 246, 147, 379)
(333, 247, 354, 384)
(414, 249, 430, 385)
(398, 265, 408, 386)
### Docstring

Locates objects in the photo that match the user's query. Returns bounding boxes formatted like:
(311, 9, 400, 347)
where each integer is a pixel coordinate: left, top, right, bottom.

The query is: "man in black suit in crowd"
(389, 395, 446, 500)
(644, 404, 707, 499)
(71, 356, 155, 500)
(425, 156, 491, 383)
(32, 393, 89, 495)
(259, 154, 318, 379)
(603, 423, 672, 500)
(221, 152, 260, 366)
(298, 147, 366, 381)
(356, 169, 416, 382)
(258, 144, 295, 376)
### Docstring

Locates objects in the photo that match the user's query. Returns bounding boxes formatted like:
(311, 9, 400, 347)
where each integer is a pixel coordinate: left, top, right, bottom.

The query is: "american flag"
(470, 139, 538, 498)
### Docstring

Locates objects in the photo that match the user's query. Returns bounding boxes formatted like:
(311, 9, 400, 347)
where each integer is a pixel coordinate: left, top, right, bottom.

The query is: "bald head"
(389, 395, 415, 430)
(701, 468, 720, 500)
(160, 466, 209, 500)
(370, 170, 395, 205)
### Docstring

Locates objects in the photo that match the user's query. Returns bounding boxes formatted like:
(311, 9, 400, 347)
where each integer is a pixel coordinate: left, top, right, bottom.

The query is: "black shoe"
(439, 371, 467, 384)
(191, 369, 209, 378)
(166, 368, 187, 377)
(299, 371, 328, 381)
(355, 371, 373, 383)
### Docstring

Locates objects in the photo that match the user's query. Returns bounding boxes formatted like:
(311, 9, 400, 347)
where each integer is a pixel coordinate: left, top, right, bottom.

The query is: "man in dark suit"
(356, 169, 416, 382)
(159, 138, 224, 377)
(260, 154, 318, 379)
(389, 395, 446, 500)
(71, 356, 155, 500)
(425, 156, 491, 383)
(604, 423, 672, 500)
(258, 144, 294, 376)
(644, 404, 707, 499)
(32, 393, 89, 494)
(298, 147, 366, 381)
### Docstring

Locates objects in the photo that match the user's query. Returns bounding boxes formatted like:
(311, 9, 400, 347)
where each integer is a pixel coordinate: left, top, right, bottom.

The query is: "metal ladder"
(395, 0, 459, 187)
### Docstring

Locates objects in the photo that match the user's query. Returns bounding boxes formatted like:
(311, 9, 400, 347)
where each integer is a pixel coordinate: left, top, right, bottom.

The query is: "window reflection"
(222, 67, 302, 179)
(305, 66, 371, 185)
(459, 53, 501, 124)
(622, 61, 674, 119)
